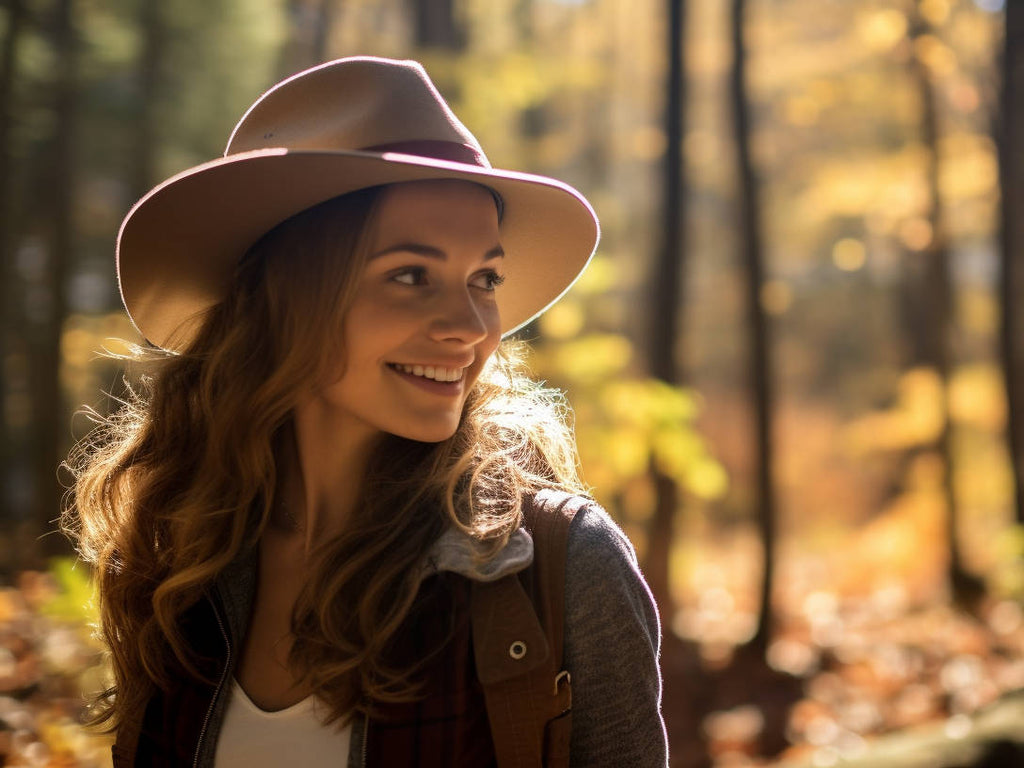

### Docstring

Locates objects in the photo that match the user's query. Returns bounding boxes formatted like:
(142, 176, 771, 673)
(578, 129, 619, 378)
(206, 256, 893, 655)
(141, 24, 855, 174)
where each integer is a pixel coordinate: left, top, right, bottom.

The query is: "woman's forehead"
(371, 180, 502, 245)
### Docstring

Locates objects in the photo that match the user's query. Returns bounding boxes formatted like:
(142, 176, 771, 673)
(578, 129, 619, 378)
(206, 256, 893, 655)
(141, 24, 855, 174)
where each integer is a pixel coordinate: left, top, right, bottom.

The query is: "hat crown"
(226, 57, 487, 163)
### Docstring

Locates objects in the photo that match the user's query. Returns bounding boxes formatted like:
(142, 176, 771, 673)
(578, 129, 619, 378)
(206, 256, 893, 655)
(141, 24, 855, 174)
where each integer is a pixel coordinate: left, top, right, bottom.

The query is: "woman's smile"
(386, 362, 467, 384)
(386, 362, 466, 395)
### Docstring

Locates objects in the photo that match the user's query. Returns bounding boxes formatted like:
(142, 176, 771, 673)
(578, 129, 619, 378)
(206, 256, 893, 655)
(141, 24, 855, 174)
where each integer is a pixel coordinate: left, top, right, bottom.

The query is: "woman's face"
(316, 179, 504, 444)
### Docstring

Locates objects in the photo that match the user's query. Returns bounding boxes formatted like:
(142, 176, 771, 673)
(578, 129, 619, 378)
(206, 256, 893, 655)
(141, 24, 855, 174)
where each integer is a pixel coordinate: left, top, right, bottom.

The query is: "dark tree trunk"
(650, 0, 686, 386)
(0, 0, 26, 515)
(714, 8, 805, 757)
(642, 0, 687, 617)
(409, 0, 466, 51)
(0, 0, 27, 571)
(132, 0, 166, 201)
(907, 3, 985, 607)
(730, 0, 775, 657)
(0, 0, 25, 265)
(1000, 0, 1024, 527)
(30, 0, 77, 560)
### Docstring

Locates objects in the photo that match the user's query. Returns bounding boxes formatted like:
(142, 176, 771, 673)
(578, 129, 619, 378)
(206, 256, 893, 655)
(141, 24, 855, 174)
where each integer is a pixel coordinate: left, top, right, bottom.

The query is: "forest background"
(1, 0, 1023, 766)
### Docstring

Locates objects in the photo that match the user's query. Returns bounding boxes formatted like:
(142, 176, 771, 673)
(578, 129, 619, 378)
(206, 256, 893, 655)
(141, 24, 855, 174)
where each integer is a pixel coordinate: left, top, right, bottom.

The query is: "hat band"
(363, 140, 489, 168)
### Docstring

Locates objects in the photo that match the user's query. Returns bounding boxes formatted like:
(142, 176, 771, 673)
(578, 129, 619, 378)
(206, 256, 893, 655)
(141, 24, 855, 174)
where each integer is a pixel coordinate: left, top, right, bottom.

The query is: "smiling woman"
(64, 57, 668, 768)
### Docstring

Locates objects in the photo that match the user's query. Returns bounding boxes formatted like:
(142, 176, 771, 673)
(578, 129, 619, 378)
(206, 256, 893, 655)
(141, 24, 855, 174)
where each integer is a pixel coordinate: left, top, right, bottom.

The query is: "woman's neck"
(282, 397, 381, 553)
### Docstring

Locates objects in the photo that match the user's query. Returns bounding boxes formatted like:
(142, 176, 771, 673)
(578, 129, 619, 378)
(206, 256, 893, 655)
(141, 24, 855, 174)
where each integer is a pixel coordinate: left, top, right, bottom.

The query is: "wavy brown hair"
(64, 183, 586, 730)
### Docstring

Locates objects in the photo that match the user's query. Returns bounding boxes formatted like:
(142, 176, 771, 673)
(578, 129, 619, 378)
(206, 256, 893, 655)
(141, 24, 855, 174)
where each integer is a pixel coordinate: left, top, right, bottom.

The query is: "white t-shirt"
(214, 679, 352, 767)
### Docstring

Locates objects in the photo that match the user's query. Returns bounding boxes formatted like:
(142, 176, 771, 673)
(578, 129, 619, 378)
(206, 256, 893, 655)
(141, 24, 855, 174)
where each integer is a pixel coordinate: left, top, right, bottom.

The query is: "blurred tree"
(278, 0, 336, 77)
(643, 0, 687, 618)
(730, 0, 775, 658)
(0, 0, 24, 266)
(1000, 0, 1024, 528)
(906, 0, 985, 608)
(29, 0, 78, 561)
(312, 0, 335, 62)
(0, 0, 25, 544)
(409, 0, 466, 51)
(132, 0, 168, 201)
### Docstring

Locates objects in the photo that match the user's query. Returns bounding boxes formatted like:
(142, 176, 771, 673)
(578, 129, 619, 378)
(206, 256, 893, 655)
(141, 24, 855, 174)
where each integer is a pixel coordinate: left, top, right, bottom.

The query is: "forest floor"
(0, 562, 1022, 767)
(777, 689, 1024, 767)
(661, 591, 1024, 767)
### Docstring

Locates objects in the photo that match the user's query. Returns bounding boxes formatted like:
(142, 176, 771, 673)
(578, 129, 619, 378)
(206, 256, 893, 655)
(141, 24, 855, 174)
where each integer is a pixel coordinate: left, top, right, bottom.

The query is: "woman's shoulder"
(526, 489, 640, 571)
(526, 489, 656, 628)
(568, 500, 638, 568)
(564, 500, 654, 623)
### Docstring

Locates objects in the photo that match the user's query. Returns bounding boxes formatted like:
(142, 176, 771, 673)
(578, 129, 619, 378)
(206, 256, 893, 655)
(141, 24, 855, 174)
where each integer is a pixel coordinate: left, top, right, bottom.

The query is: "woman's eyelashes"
(471, 270, 506, 291)
(390, 266, 506, 292)
(391, 266, 428, 286)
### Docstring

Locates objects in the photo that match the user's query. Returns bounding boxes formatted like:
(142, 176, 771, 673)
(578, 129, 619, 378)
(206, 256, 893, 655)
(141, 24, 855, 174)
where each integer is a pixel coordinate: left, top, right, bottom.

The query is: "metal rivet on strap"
(509, 640, 527, 660)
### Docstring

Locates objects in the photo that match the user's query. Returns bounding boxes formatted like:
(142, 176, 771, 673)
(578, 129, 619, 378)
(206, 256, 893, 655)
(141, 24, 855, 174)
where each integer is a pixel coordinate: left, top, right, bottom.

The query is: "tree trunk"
(907, 2, 984, 607)
(312, 0, 335, 64)
(132, 0, 166, 201)
(0, 0, 27, 572)
(642, 0, 687, 616)
(730, 0, 775, 657)
(0, 0, 25, 488)
(650, 0, 686, 386)
(409, 0, 466, 51)
(0, 0, 24, 264)
(1000, 0, 1024, 527)
(30, 0, 76, 561)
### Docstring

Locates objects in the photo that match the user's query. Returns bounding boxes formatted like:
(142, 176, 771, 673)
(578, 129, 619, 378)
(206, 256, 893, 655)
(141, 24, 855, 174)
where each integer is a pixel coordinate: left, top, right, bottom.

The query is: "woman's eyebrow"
(370, 243, 505, 261)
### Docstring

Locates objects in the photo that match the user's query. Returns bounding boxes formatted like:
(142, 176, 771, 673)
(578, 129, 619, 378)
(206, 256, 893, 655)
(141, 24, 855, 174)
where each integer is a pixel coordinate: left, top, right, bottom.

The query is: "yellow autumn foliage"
(843, 367, 945, 454)
(856, 9, 908, 52)
(534, 330, 727, 511)
(844, 364, 1008, 457)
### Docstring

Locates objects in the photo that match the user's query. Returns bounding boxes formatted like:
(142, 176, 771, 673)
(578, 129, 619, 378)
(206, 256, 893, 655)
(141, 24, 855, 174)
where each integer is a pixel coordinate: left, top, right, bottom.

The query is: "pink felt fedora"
(116, 56, 600, 351)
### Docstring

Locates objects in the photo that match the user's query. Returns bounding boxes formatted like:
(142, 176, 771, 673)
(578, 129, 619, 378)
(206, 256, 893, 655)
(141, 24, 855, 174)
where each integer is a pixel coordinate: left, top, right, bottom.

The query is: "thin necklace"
(276, 489, 305, 532)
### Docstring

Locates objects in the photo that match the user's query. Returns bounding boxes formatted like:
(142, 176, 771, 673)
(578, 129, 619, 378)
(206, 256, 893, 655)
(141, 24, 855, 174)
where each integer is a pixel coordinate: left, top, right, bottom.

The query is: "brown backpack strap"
(471, 490, 591, 768)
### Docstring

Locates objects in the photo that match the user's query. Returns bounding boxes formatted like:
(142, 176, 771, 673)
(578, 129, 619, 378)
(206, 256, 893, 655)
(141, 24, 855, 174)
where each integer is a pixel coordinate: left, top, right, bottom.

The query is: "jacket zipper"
(193, 595, 232, 768)
(360, 712, 369, 767)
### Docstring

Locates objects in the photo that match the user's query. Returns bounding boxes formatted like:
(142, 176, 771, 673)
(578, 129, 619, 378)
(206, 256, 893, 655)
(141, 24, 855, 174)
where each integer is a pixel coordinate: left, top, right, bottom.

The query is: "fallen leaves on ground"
(663, 586, 1024, 767)
(0, 570, 111, 768)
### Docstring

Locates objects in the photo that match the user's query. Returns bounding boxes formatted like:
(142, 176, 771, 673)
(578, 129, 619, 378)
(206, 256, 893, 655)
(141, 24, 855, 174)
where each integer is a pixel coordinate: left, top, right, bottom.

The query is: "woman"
(67, 57, 667, 767)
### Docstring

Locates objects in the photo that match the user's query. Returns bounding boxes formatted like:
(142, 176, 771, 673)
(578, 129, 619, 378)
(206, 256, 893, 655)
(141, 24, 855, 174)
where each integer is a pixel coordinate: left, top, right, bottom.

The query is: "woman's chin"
(387, 420, 460, 444)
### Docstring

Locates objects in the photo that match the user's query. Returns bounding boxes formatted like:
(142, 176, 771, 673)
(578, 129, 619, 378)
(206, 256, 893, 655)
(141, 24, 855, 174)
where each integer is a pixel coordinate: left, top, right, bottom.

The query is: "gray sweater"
(206, 502, 669, 767)
(563, 506, 668, 766)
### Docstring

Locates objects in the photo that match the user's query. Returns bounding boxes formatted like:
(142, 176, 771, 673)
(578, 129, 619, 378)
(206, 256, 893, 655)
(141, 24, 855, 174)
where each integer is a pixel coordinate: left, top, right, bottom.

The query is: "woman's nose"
(428, 289, 493, 344)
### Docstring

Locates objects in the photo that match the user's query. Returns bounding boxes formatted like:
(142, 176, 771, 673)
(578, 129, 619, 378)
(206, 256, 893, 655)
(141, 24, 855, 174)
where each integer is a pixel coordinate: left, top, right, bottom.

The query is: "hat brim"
(117, 147, 599, 351)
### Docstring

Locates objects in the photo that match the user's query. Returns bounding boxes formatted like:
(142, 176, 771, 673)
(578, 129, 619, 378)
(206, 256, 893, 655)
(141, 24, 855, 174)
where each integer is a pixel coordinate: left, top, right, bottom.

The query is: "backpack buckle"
(553, 669, 571, 697)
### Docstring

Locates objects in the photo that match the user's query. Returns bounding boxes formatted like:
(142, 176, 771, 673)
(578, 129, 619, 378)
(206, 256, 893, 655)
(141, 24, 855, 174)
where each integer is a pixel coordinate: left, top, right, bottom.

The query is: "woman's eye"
(471, 270, 506, 292)
(392, 267, 427, 286)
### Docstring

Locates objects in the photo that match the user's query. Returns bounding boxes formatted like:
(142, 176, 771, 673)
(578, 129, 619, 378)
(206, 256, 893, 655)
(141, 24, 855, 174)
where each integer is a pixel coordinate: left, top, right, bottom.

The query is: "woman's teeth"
(393, 363, 463, 382)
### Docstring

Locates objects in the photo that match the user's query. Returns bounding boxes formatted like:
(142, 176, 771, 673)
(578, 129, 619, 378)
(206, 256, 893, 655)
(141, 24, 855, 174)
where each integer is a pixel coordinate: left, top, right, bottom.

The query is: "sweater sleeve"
(563, 504, 669, 767)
